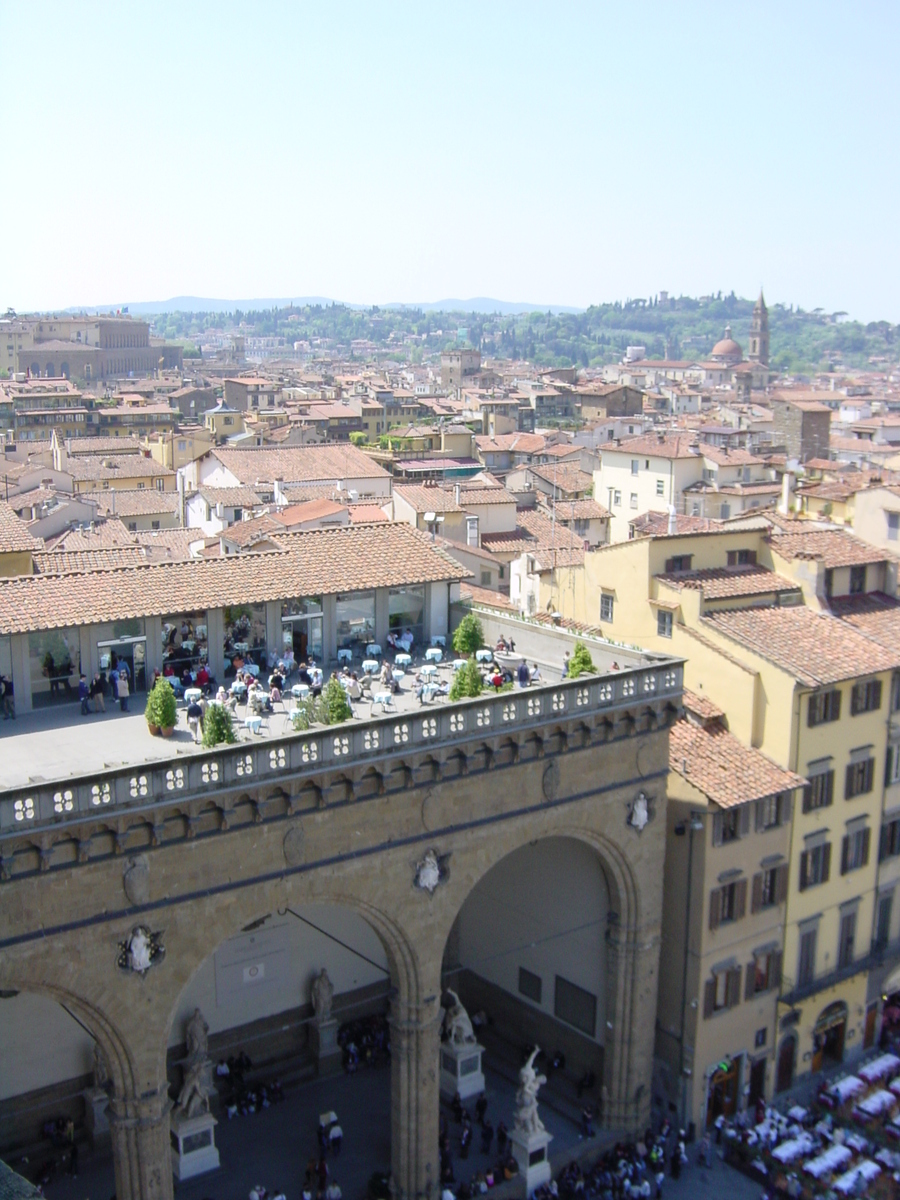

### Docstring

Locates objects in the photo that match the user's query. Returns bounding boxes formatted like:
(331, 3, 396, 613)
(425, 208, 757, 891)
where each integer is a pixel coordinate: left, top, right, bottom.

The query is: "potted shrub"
(567, 640, 595, 679)
(202, 703, 236, 748)
(320, 677, 352, 725)
(145, 679, 177, 737)
(449, 657, 483, 701)
(452, 613, 484, 657)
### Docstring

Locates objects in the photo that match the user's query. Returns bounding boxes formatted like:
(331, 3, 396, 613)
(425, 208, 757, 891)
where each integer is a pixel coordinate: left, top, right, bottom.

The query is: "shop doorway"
(811, 1002, 847, 1072)
(98, 637, 147, 693)
(776, 1035, 795, 1093)
(706, 1055, 742, 1127)
(749, 1057, 766, 1108)
(864, 1003, 878, 1049)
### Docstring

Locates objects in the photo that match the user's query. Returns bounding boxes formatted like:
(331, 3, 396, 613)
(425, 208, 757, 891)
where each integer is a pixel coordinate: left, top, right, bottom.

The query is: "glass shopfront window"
(281, 597, 323, 667)
(98, 618, 147, 693)
(161, 611, 208, 681)
(224, 604, 267, 677)
(335, 591, 375, 653)
(389, 585, 425, 649)
(29, 628, 81, 707)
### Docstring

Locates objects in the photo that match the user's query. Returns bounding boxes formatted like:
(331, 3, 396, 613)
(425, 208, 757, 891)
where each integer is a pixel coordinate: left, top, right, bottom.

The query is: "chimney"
(666, 505, 677, 536)
(779, 471, 793, 515)
(455, 482, 461, 505)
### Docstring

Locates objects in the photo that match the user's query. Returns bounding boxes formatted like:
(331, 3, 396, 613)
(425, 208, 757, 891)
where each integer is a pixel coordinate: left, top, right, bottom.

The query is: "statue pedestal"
(309, 1017, 342, 1077)
(84, 1087, 111, 1147)
(509, 1128, 553, 1197)
(170, 1110, 220, 1181)
(439, 1041, 485, 1102)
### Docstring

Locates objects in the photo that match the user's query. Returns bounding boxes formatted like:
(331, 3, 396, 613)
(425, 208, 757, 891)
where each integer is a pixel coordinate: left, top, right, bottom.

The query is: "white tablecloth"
(475, 649, 493, 662)
(362, 660, 380, 674)
(833, 1160, 881, 1193)
(395, 653, 412, 667)
(772, 1133, 814, 1163)
(859, 1053, 900, 1083)
(425, 647, 443, 662)
(830, 1075, 865, 1102)
(856, 1089, 896, 1117)
(787, 1105, 807, 1122)
(421, 664, 438, 678)
(804, 1143, 852, 1177)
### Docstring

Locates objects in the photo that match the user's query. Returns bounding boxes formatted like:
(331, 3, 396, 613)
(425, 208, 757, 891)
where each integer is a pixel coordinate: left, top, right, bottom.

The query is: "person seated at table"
(379, 662, 400, 694)
(180, 664, 194, 689)
(345, 673, 362, 701)
(196, 664, 210, 690)
(488, 669, 506, 689)
(269, 669, 284, 692)
(297, 661, 312, 687)
(215, 686, 228, 705)
(282, 646, 295, 672)
(269, 683, 282, 706)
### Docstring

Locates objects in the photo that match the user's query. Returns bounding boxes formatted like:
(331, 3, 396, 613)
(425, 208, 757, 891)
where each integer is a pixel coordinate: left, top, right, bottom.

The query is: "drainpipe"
(679, 810, 706, 1130)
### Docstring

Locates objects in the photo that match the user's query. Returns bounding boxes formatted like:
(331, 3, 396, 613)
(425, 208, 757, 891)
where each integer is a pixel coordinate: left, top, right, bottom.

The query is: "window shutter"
(887, 747, 895, 789)
(775, 864, 789, 904)
(709, 888, 722, 931)
(781, 792, 793, 822)
(748, 550, 757, 565)
(873, 680, 883, 711)
(754, 800, 763, 832)
(712, 813, 723, 847)
(825, 771, 834, 807)
(802, 783, 813, 814)
(841, 836, 849, 875)
(739, 805, 751, 836)
(832, 691, 842, 720)
(822, 841, 832, 883)
(772, 950, 783, 990)
(861, 827, 871, 868)
(851, 685, 861, 716)
(665, 557, 674, 573)
(845, 764, 855, 800)
(864, 759, 874, 794)
(727, 550, 737, 567)
(726, 967, 742, 1009)
(799, 850, 808, 891)
(881, 823, 891, 863)
(745, 963, 756, 1001)
(751, 872, 763, 914)
(703, 979, 716, 1019)
(735, 878, 748, 920)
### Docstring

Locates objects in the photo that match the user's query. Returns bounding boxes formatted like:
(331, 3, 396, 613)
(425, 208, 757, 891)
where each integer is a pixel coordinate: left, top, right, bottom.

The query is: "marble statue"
(514, 1047, 547, 1136)
(127, 927, 152, 973)
(185, 1007, 209, 1062)
(443, 989, 476, 1045)
(93, 1042, 110, 1091)
(176, 1058, 210, 1117)
(311, 968, 334, 1022)
(415, 849, 442, 894)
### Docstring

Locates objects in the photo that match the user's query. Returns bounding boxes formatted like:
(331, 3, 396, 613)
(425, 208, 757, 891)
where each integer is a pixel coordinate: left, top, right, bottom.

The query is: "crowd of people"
(216, 1050, 286, 1119)
(338, 1014, 390, 1073)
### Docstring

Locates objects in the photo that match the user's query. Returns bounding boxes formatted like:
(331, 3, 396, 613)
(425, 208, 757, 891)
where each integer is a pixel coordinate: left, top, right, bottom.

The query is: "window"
(480, 570, 492, 586)
(518, 967, 542, 1003)
(127, 521, 137, 532)
(709, 878, 747, 929)
(600, 593, 614, 622)
(808, 690, 841, 726)
(824, 567, 834, 598)
(838, 911, 856, 969)
(713, 806, 750, 845)
(799, 842, 831, 890)
(613, 490, 621, 506)
(554, 975, 597, 1036)
(630, 459, 639, 476)
(746, 950, 782, 997)
(881, 818, 900, 861)
(798, 928, 817, 986)
(629, 492, 638, 509)
(664, 554, 693, 572)
(755, 1028, 768, 1049)
(178, 440, 187, 452)
(151, 520, 160, 530)
(657, 610, 673, 638)
(703, 967, 741, 1016)
(845, 756, 875, 799)
(849, 565, 866, 594)
(888, 512, 899, 542)
(876, 895, 893, 948)
(803, 769, 834, 812)
(656, 479, 665, 496)
(892, 676, 900, 713)
(841, 826, 871, 874)
(156, 479, 164, 491)
(757, 793, 787, 829)
(752, 865, 788, 911)
(727, 549, 758, 566)
(851, 679, 882, 715)
(887, 744, 900, 786)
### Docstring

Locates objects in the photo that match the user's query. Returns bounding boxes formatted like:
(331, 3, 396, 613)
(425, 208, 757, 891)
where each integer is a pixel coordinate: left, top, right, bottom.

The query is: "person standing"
(78, 674, 90, 715)
(90, 673, 106, 712)
(460, 1119, 472, 1160)
(117, 670, 130, 712)
(517, 659, 529, 688)
(329, 1122, 342, 1157)
(561, 651, 571, 679)
(0, 674, 14, 719)
(480, 1120, 493, 1155)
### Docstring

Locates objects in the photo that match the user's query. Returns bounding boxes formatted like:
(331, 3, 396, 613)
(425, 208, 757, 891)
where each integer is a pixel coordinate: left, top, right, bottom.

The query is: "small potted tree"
(202, 703, 236, 748)
(567, 640, 596, 679)
(145, 678, 177, 737)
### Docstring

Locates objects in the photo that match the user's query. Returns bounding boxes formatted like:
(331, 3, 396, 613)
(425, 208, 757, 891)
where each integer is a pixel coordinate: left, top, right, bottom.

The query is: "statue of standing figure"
(176, 1058, 210, 1117)
(514, 1046, 547, 1136)
(311, 968, 334, 1022)
(185, 1007, 209, 1062)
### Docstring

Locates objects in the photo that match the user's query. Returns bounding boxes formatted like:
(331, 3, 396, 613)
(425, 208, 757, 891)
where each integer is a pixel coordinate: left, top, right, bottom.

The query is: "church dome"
(711, 325, 743, 363)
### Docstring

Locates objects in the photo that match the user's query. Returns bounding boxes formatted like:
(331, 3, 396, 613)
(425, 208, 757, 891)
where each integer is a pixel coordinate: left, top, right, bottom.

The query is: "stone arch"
(45, 362, 56, 378)
(60, 362, 70, 379)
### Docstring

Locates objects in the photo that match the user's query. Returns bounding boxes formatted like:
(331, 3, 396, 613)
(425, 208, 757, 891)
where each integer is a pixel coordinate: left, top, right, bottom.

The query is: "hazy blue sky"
(2, 2, 898, 320)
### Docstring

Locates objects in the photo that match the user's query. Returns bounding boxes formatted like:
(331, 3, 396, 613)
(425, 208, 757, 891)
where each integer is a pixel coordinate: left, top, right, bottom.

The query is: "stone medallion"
(283, 822, 306, 867)
(542, 760, 560, 802)
(122, 854, 150, 906)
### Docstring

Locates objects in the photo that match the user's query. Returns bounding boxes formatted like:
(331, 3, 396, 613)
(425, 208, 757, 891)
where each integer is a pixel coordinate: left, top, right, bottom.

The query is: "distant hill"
(67, 296, 583, 317)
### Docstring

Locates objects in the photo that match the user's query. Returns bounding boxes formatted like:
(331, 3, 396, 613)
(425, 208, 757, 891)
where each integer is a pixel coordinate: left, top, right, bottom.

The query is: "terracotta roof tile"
(211, 444, 389, 484)
(681, 688, 725, 722)
(702, 605, 900, 687)
(0, 524, 468, 634)
(0, 500, 44, 553)
(767, 528, 892, 568)
(607, 434, 699, 460)
(67, 437, 142, 455)
(33, 548, 149, 573)
(64, 455, 175, 482)
(44, 520, 138, 550)
(82, 489, 182, 517)
(657, 565, 801, 600)
(669, 717, 805, 808)
(527, 464, 594, 494)
(827, 591, 900, 653)
(629, 511, 723, 537)
(197, 486, 265, 506)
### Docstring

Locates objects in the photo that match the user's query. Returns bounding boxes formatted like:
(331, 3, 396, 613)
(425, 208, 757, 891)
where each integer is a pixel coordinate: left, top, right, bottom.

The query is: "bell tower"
(749, 289, 769, 366)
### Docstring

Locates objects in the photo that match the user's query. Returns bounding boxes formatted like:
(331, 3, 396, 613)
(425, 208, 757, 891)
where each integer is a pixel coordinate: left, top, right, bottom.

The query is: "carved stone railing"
(0, 662, 682, 837)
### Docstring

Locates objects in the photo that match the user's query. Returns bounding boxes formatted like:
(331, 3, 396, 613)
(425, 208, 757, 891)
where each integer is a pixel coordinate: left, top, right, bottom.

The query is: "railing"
(0, 662, 682, 836)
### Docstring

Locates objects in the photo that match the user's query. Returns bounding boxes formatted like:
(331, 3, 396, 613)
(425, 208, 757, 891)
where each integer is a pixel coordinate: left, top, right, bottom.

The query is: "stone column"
(108, 1086, 173, 1200)
(602, 918, 660, 1133)
(389, 991, 442, 1200)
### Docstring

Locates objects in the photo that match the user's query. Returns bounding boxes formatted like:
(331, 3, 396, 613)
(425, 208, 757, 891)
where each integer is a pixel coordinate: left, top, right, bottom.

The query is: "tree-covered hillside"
(152, 293, 898, 375)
